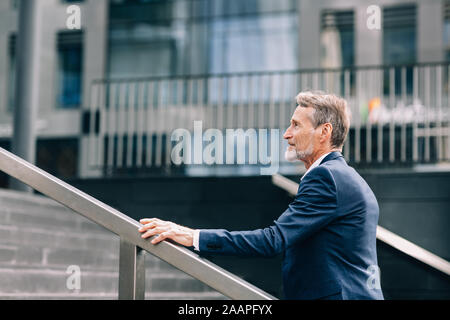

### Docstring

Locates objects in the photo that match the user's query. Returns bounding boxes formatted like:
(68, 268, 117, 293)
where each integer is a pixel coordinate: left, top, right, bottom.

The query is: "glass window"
(383, 4, 416, 65)
(320, 10, 354, 68)
(209, 2, 298, 74)
(108, 25, 177, 78)
(108, 0, 298, 77)
(56, 31, 83, 108)
(383, 4, 416, 95)
(107, 0, 299, 106)
(320, 10, 355, 96)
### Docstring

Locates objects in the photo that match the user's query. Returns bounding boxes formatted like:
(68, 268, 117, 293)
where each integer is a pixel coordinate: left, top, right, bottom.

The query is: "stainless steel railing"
(0, 146, 276, 300)
(86, 62, 450, 175)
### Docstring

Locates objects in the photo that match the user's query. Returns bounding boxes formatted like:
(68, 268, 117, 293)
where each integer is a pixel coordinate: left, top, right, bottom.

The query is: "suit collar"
(300, 151, 344, 181)
(319, 151, 344, 165)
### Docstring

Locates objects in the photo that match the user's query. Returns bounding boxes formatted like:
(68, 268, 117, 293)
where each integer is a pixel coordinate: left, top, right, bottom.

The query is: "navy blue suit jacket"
(199, 152, 384, 300)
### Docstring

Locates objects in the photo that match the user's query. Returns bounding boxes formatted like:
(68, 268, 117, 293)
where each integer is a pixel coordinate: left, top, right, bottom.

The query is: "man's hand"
(138, 218, 194, 247)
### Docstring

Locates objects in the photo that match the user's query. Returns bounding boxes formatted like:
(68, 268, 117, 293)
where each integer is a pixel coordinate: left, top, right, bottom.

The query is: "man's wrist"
(193, 229, 200, 251)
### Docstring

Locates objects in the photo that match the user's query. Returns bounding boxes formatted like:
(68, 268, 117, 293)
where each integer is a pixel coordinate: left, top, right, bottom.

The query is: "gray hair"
(295, 91, 351, 149)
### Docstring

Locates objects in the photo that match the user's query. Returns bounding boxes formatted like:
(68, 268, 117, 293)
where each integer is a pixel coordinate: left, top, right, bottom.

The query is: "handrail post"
(119, 239, 146, 300)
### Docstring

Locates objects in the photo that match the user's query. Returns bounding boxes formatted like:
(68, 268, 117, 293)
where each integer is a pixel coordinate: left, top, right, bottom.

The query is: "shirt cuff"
(193, 229, 200, 251)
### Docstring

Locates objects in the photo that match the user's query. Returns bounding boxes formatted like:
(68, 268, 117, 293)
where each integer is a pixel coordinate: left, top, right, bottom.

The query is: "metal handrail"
(0, 146, 276, 300)
(272, 174, 450, 277)
(94, 61, 450, 83)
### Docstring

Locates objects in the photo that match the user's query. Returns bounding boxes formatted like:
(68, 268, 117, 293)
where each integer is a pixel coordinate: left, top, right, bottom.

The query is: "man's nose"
(283, 128, 292, 140)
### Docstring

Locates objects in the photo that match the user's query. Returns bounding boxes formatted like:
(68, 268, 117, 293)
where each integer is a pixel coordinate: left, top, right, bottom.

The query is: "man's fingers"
(151, 231, 170, 244)
(141, 227, 163, 239)
(140, 230, 153, 239)
(138, 222, 157, 232)
(138, 219, 178, 244)
(139, 218, 158, 225)
(139, 218, 152, 224)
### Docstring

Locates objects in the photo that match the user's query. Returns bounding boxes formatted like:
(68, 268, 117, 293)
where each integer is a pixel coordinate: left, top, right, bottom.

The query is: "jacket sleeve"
(198, 166, 338, 257)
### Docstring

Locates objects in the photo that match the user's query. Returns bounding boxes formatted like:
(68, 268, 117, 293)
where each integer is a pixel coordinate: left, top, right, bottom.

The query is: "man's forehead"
(292, 106, 313, 121)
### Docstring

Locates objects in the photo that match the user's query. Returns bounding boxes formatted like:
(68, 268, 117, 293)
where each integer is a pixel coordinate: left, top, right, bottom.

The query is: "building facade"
(0, 0, 449, 183)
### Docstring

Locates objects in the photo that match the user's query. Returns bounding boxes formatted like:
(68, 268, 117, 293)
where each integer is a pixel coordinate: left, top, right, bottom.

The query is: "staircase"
(0, 188, 226, 299)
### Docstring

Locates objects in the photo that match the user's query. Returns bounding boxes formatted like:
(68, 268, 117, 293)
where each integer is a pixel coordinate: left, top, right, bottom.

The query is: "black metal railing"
(85, 62, 450, 175)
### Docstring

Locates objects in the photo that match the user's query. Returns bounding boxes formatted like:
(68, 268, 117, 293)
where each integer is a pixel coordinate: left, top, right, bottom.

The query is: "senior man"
(138, 91, 384, 300)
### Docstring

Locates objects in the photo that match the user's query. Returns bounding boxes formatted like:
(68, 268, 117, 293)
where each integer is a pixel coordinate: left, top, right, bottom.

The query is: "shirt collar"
(300, 151, 333, 181)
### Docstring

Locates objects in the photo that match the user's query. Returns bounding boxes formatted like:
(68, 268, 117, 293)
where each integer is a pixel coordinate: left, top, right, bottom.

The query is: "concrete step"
(0, 266, 219, 296)
(0, 291, 228, 300)
(0, 244, 199, 275)
(0, 225, 195, 272)
(0, 224, 120, 252)
(0, 244, 119, 269)
(0, 207, 111, 234)
(0, 188, 228, 300)
(0, 189, 114, 235)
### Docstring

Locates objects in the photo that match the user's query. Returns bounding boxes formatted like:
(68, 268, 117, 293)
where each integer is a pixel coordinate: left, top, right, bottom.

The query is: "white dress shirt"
(300, 151, 332, 181)
(193, 151, 333, 251)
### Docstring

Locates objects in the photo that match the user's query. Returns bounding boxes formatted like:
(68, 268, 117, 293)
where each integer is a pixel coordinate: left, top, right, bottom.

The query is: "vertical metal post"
(355, 70, 361, 163)
(401, 67, 407, 163)
(436, 65, 443, 161)
(389, 67, 395, 163)
(10, 0, 42, 192)
(126, 82, 136, 168)
(268, 75, 275, 129)
(146, 81, 155, 167)
(248, 76, 254, 129)
(165, 79, 174, 167)
(343, 70, 350, 161)
(413, 67, 419, 162)
(88, 83, 99, 168)
(118, 239, 146, 300)
(366, 70, 372, 163)
(378, 69, 383, 163)
(227, 76, 234, 129)
(424, 66, 431, 162)
(218, 77, 225, 130)
(258, 76, 265, 129)
(97, 83, 106, 169)
(107, 82, 117, 171)
(237, 76, 244, 129)
(116, 83, 126, 168)
(136, 81, 145, 168)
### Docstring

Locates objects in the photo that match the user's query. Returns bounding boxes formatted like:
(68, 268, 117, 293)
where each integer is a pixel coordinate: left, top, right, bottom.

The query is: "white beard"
(285, 144, 313, 162)
(285, 148, 298, 162)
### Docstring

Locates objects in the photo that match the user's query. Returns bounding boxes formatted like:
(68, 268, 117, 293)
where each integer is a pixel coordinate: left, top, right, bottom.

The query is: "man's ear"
(320, 123, 333, 142)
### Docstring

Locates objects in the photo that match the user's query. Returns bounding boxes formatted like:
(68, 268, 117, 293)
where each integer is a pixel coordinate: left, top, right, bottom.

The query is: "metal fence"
(86, 62, 450, 176)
